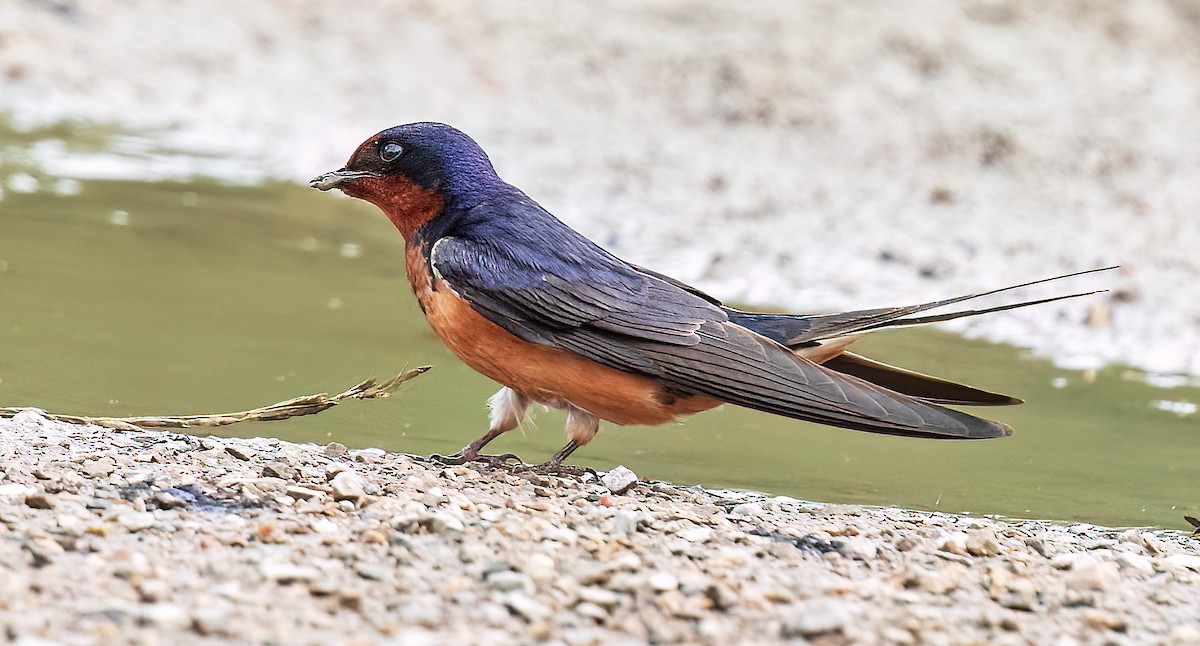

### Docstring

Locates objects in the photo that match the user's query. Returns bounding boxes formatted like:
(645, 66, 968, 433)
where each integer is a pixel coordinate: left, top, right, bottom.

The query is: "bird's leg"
(531, 405, 600, 476)
(430, 387, 529, 467)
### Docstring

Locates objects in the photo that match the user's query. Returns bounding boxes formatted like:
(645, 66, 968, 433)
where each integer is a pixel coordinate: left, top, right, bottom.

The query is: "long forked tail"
(728, 266, 1117, 347)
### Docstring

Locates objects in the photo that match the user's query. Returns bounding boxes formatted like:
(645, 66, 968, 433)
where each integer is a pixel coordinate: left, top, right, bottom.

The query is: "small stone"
(323, 442, 349, 457)
(1161, 553, 1200, 572)
(191, 608, 233, 637)
(330, 470, 368, 505)
(939, 533, 969, 556)
(224, 445, 253, 461)
(838, 537, 878, 561)
(1050, 552, 1083, 569)
(1083, 610, 1127, 632)
(522, 553, 558, 582)
(504, 592, 551, 622)
(285, 485, 324, 500)
(648, 572, 679, 592)
(361, 530, 387, 544)
(136, 579, 171, 603)
(1024, 537, 1051, 558)
(1170, 625, 1200, 642)
(782, 600, 846, 637)
(907, 566, 963, 595)
(311, 519, 338, 534)
(574, 601, 608, 620)
(259, 560, 320, 584)
(1066, 555, 1121, 590)
(0, 483, 35, 499)
(113, 551, 153, 579)
(151, 489, 191, 509)
(25, 537, 64, 566)
(262, 461, 299, 481)
(391, 512, 465, 535)
(602, 466, 638, 494)
(354, 562, 391, 582)
(996, 590, 1038, 612)
(120, 511, 156, 532)
(141, 603, 190, 629)
(1115, 552, 1153, 575)
(678, 526, 714, 543)
(24, 492, 55, 509)
(729, 503, 764, 517)
(486, 570, 533, 593)
(966, 529, 1001, 557)
(609, 511, 644, 535)
(578, 587, 622, 609)
(83, 456, 117, 477)
(350, 447, 386, 463)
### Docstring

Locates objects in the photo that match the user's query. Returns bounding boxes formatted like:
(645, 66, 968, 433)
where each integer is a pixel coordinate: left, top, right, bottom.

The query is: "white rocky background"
(2, 0, 1198, 375)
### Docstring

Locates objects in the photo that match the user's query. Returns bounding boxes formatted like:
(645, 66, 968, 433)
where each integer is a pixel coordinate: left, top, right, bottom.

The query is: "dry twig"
(0, 367, 431, 431)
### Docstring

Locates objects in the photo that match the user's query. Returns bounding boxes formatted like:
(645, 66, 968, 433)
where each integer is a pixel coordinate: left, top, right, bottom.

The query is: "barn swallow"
(311, 123, 1110, 469)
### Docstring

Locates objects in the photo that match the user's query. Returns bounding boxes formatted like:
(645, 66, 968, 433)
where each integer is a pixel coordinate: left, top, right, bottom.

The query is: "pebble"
(1065, 555, 1121, 591)
(25, 536, 64, 565)
(578, 587, 622, 609)
(323, 442, 349, 457)
(838, 536, 878, 561)
(259, 560, 320, 584)
(119, 512, 156, 532)
(966, 529, 1001, 557)
(486, 570, 533, 593)
(330, 470, 368, 505)
(224, 445, 253, 461)
(1161, 553, 1200, 572)
(262, 461, 299, 481)
(392, 511, 465, 535)
(729, 503, 764, 518)
(285, 485, 324, 500)
(505, 592, 551, 622)
(191, 608, 233, 637)
(24, 493, 55, 509)
(82, 456, 118, 477)
(647, 572, 679, 592)
(0, 483, 35, 499)
(1115, 552, 1154, 575)
(311, 519, 338, 534)
(782, 600, 847, 637)
(601, 466, 638, 495)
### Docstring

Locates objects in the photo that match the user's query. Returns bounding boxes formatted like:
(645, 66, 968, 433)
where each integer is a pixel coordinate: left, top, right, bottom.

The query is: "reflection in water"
(1, 178, 1198, 528)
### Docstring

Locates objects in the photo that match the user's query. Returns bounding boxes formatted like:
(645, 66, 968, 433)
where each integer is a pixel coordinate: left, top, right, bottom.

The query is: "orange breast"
(405, 245, 721, 426)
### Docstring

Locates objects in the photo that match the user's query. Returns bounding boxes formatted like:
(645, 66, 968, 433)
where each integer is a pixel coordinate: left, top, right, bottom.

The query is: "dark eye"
(379, 141, 404, 162)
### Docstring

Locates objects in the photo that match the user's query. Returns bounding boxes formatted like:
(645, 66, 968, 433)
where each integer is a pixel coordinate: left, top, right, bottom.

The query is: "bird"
(310, 122, 1110, 470)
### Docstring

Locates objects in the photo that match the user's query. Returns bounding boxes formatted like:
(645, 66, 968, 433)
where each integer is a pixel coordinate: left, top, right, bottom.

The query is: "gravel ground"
(3, 411, 1200, 645)
(1, 1, 1198, 377)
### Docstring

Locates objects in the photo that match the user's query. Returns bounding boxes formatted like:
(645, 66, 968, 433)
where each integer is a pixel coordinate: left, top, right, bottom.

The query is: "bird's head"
(310, 122, 499, 237)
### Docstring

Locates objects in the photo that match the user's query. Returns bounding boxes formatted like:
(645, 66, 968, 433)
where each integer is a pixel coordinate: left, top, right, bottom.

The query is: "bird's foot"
(428, 452, 524, 468)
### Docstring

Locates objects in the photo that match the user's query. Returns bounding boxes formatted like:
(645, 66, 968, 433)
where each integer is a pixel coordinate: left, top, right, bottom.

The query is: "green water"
(2, 173, 1198, 529)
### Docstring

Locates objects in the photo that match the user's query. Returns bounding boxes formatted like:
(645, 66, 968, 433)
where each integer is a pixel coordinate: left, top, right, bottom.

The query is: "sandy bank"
(2, 412, 1199, 644)
(1, 1, 1198, 378)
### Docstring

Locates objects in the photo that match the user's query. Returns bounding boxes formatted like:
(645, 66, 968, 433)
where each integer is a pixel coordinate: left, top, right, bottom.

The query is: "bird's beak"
(309, 169, 376, 191)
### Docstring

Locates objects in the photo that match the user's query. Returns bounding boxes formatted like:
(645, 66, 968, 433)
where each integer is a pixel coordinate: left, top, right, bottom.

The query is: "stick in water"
(0, 367, 432, 431)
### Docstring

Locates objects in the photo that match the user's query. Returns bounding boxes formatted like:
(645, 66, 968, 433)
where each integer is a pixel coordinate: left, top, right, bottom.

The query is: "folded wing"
(430, 234, 1011, 439)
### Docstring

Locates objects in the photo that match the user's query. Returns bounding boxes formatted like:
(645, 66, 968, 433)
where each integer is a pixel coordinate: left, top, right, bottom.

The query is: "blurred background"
(1, 0, 1198, 527)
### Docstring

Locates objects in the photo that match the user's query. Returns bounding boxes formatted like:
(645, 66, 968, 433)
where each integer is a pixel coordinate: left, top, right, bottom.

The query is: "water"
(3, 169, 1198, 529)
